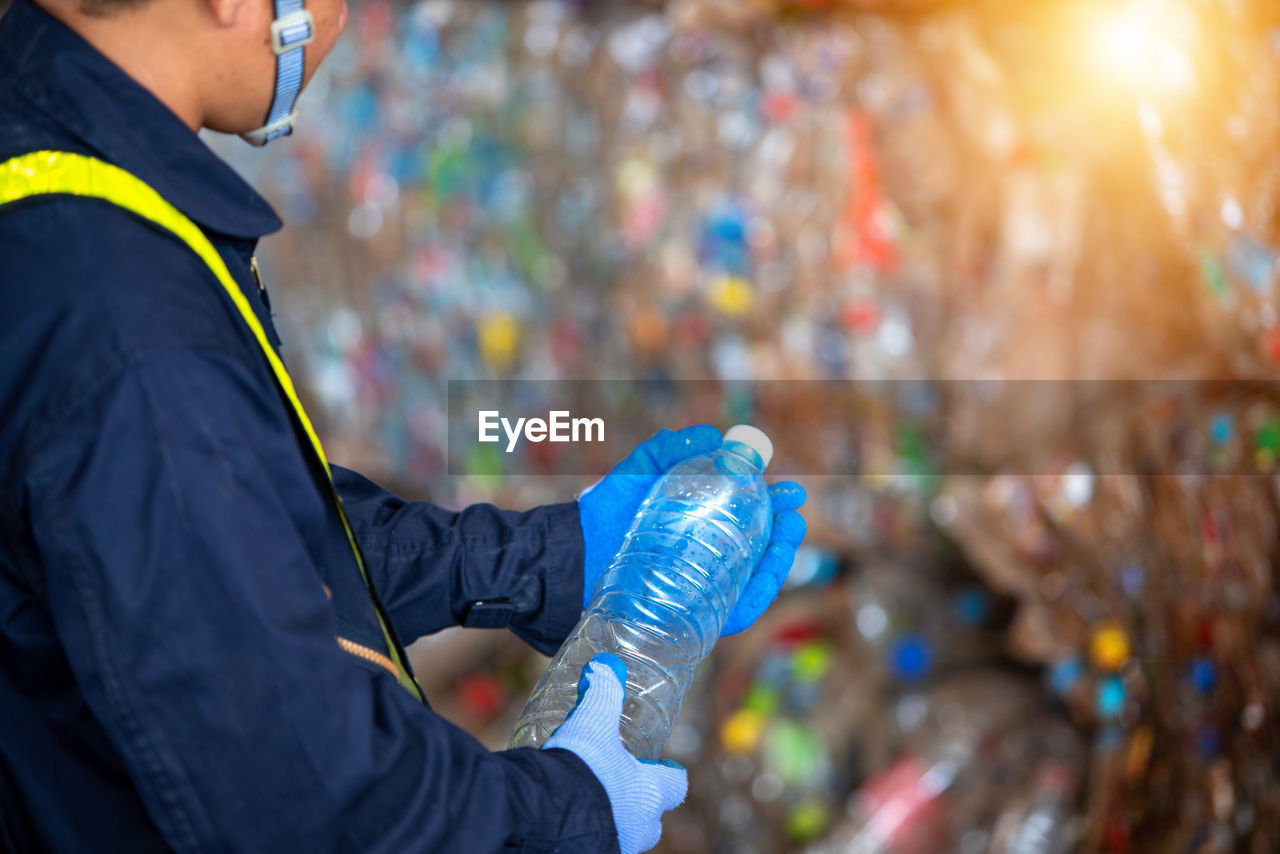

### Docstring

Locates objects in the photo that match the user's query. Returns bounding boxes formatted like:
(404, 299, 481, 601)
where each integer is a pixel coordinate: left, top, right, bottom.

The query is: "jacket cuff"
(506, 501, 586, 656)
(500, 747, 620, 853)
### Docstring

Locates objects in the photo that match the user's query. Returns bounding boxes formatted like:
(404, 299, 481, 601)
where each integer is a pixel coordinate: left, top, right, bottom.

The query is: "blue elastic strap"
(253, 0, 312, 145)
(264, 0, 307, 141)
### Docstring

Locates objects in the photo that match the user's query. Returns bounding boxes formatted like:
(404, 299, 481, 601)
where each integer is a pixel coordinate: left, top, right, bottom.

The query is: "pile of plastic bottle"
(210, 0, 939, 547)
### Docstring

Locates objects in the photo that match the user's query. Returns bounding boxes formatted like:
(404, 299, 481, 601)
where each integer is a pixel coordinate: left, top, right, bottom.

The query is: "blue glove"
(578, 425, 808, 636)
(544, 654, 687, 854)
(722, 479, 806, 636)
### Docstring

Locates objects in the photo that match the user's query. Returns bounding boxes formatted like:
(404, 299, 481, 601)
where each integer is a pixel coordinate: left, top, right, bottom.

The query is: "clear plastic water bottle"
(989, 760, 1080, 854)
(510, 425, 775, 761)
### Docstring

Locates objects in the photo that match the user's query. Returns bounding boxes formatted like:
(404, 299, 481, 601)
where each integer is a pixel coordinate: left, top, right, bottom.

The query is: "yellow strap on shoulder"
(1, 150, 424, 702)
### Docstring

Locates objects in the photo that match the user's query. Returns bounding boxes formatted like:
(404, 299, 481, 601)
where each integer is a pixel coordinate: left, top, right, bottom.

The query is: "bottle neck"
(723, 440, 764, 471)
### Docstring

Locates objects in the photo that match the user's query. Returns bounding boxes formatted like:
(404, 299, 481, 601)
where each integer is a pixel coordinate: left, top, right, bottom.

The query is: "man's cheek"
(302, 9, 344, 85)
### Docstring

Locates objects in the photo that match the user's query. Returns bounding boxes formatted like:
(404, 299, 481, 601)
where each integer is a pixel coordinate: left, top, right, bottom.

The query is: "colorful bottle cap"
(951, 587, 992, 626)
(722, 709, 766, 755)
(791, 641, 832, 683)
(1189, 657, 1217, 695)
(784, 799, 829, 842)
(888, 634, 934, 683)
(1096, 674, 1127, 719)
(1090, 624, 1131, 672)
(708, 274, 755, 317)
(1049, 657, 1086, 696)
(477, 311, 520, 373)
(1209, 413, 1234, 446)
(763, 719, 823, 786)
(1120, 564, 1146, 598)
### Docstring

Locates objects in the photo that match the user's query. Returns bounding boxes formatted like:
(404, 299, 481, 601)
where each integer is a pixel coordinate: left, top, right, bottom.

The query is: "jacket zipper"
(336, 636, 401, 680)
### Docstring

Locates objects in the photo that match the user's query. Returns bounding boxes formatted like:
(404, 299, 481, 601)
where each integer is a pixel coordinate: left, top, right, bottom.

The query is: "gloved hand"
(578, 425, 808, 636)
(722, 479, 806, 636)
(543, 654, 687, 854)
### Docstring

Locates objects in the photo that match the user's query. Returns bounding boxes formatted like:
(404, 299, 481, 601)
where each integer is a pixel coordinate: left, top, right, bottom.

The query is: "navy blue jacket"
(0, 2, 617, 850)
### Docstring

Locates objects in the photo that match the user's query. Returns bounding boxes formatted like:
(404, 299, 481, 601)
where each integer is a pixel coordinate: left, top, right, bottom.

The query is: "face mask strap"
(240, 5, 314, 147)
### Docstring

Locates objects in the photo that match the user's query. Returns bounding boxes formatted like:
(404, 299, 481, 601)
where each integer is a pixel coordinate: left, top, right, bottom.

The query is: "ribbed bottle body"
(511, 444, 771, 760)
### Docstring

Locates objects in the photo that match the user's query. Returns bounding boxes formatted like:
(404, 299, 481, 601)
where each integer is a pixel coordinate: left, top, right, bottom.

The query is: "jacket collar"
(0, 0, 283, 239)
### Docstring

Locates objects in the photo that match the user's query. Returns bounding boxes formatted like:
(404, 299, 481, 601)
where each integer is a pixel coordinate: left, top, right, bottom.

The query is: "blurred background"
(190, 0, 1280, 850)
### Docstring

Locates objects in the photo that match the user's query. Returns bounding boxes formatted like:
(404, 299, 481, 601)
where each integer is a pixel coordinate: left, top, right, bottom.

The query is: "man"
(0, 0, 807, 850)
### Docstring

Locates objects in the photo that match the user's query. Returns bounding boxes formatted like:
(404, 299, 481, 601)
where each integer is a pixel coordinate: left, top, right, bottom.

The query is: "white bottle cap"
(724, 424, 773, 469)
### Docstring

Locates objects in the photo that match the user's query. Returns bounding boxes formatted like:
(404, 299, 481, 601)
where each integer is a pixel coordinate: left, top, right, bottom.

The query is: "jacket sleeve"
(331, 466, 585, 654)
(23, 347, 618, 854)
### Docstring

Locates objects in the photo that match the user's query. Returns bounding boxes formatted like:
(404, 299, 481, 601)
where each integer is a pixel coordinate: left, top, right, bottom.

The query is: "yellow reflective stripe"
(0, 151, 423, 701)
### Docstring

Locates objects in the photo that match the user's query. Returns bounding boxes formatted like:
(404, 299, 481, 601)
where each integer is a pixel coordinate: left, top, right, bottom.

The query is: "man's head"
(36, 0, 347, 136)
